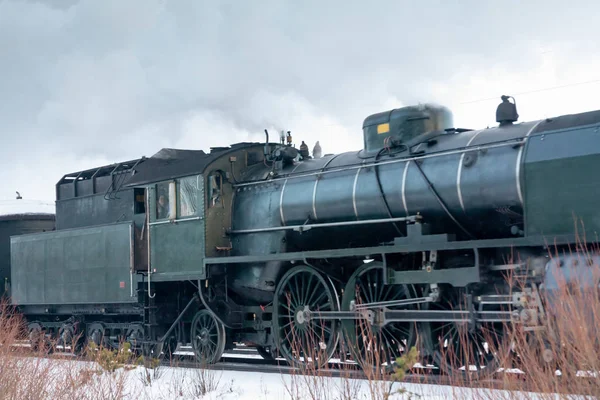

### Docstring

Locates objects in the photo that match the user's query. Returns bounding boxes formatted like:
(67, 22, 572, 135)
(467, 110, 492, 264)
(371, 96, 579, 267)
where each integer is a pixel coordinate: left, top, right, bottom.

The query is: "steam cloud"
(1, 0, 600, 201)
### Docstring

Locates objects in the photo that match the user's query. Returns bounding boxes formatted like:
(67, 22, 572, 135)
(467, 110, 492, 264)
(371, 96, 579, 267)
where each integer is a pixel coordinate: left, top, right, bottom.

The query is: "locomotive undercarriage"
(18, 219, 585, 380)
(21, 281, 198, 359)
(18, 251, 546, 380)
(192, 219, 558, 379)
(258, 252, 546, 379)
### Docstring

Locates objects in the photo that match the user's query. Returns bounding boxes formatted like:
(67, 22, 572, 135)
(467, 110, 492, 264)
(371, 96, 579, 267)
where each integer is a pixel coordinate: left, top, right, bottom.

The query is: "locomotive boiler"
(7, 95, 600, 380)
(227, 97, 600, 304)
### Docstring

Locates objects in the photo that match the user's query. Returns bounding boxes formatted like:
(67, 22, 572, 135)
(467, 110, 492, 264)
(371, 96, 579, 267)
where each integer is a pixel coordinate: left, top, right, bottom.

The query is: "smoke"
(1, 0, 600, 201)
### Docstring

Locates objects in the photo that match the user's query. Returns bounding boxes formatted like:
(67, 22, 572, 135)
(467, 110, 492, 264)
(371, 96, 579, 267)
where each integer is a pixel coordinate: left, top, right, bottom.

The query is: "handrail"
(233, 139, 525, 188)
(229, 215, 419, 235)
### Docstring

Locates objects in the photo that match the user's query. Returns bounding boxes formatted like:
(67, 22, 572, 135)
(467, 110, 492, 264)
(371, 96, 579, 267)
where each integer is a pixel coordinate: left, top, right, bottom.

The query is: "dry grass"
(491, 243, 600, 398)
(0, 301, 138, 400)
(1, 228, 599, 399)
(279, 307, 350, 400)
(278, 290, 365, 400)
(349, 293, 421, 400)
(440, 236, 600, 398)
(277, 231, 600, 399)
(138, 351, 235, 399)
(279, 290, 419, 400)
(0, 301, 233, 400)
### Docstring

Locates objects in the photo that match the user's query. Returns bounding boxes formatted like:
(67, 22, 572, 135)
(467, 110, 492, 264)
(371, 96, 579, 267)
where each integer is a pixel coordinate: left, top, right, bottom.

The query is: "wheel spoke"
(306, 275, 321, 305)
(273, 265, 340, 368)
(191, 309, 225, 365)
(294, 274, 303, 305)
(423, 286, 505, 379)
(341, 263, 416, 369)
(303, 273, 314, 305)
(365, 274, 375, 304)
(307, 291, 325, 309)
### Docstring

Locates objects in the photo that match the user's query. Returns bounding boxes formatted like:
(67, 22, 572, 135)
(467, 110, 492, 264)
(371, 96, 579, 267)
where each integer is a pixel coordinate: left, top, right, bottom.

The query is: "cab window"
(155, 178, 201, 220)
(134, 188, 146, 214)
(178, 176, 199, 217)
(155, 182, 174, 220)
(208, 171, 223, 208)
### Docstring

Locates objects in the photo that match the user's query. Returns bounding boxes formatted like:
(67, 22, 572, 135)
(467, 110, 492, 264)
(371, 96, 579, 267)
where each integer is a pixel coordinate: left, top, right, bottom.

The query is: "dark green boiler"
(228, 106, 600, 303)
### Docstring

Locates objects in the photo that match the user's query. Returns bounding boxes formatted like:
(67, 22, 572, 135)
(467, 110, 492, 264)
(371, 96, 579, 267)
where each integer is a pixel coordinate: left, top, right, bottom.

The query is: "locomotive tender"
(8, 96, 600, 377)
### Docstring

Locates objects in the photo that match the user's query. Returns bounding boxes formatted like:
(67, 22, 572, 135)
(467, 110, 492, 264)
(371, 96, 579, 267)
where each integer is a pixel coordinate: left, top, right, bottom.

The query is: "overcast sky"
(2, 0, 600, 203)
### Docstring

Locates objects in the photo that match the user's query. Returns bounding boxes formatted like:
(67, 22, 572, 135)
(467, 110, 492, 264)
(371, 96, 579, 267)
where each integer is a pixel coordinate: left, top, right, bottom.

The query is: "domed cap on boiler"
(496, 95, 519, 126)
(362, 104, 453, 154)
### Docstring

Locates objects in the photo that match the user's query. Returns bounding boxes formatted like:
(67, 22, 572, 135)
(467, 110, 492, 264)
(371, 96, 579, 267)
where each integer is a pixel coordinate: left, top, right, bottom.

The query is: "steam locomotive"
(7, 96, 600, 378)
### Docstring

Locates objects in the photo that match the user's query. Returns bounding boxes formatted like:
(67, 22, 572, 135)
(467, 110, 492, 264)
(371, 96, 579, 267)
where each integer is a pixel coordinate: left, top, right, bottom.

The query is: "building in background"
(0, 198, 55, 297)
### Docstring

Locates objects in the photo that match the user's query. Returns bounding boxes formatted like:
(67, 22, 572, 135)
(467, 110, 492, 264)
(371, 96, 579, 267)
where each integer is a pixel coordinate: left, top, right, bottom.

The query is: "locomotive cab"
(362, 104, 454, 154)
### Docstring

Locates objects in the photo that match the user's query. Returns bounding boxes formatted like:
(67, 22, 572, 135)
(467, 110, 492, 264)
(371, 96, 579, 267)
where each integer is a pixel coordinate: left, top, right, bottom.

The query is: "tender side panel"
(524, 124, 600, 237)
(10, 222, 137, 305)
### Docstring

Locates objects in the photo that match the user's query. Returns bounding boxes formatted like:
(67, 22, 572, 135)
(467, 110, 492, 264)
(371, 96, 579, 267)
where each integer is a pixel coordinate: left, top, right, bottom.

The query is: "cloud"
(1, 0, 600, 202)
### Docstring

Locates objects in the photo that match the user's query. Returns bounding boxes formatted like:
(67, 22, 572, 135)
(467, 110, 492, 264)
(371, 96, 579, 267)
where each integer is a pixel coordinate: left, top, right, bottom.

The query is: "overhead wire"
(460, 78, 600, 105)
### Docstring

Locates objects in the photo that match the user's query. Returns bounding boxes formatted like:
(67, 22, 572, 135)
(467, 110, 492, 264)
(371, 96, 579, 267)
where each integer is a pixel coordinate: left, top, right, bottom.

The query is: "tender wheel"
(58, 322, 83, 354)
(341, 262, 417, 370)
(87, 322, 110, 349)
(190, 309, 226, 365)
(273, 265, 340, 368)
(421, 286, 504, 380)
(28, 322, 46, 352)
(126, 324, 145, 351)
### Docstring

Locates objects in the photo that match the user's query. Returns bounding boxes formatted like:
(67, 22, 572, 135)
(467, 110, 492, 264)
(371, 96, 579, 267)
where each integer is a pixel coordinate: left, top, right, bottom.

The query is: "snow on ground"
(107, 364, 506, 400)
(0, 198, 55, 216)
(6, 354, 589, 400)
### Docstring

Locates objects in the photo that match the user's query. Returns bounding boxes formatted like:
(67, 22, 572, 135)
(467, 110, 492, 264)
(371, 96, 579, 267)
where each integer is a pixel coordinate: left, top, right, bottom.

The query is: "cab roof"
(124, 142, 262, 187)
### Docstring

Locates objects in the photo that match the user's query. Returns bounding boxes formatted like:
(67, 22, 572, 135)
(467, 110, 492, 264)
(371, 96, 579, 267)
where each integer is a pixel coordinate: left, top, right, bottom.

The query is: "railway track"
(167, 345, 600, 391)
(163, 345, 509, 389)
(12, 341, 592, 393)
(164, 345, 364, 378)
